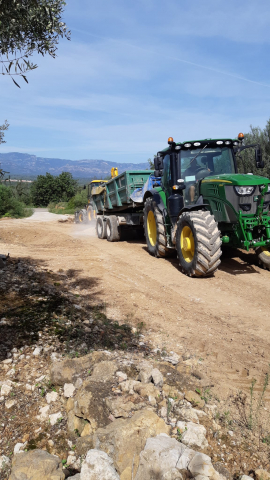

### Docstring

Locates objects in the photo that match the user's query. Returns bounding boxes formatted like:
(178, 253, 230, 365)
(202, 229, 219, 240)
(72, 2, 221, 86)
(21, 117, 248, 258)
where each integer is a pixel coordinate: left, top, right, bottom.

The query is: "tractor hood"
(201, 173, 270, 186)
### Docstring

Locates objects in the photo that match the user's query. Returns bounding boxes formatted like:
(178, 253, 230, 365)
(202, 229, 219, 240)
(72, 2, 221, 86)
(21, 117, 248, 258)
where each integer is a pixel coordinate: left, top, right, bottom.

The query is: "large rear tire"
(96, 217, 107, 239)
(106, 216, 121, 242)
(143, 197, 171, 257)
(256, 247, 270, 271)
(176, 210, 222, 277)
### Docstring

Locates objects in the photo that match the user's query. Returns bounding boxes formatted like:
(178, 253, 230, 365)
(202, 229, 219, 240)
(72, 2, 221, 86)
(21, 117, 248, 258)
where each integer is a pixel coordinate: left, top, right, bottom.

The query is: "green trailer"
(92, 170, 152, 213)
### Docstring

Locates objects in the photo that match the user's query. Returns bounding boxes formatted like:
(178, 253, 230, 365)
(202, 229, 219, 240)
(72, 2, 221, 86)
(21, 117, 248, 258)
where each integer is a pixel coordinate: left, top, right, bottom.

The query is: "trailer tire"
(96, 217, 107, 239)
(256, 247, 270, 270)
(106, 216, 121, 242)
(87, 206, 96, 224)
(143, 197, 171, 257)
(176, 210, 222, 277)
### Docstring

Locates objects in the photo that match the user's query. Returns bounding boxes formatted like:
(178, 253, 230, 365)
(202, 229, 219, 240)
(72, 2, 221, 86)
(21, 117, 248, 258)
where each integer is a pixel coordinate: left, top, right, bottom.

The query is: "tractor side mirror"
(255, 147, 264, 168)
(154, 155, 164, 171)
(83, 185, 86, 189)
(154, 170, 162, 177)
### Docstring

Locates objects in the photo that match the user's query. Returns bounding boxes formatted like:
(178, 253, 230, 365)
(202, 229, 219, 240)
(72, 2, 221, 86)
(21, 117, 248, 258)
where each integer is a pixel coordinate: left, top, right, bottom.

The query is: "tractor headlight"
(234, 186, 255, 196)
(259, 184, 270, 193)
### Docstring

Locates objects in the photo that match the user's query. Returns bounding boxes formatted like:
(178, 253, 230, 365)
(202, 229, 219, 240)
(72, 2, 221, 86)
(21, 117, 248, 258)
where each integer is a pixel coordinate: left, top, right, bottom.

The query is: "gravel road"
(1, 210, 270, 402)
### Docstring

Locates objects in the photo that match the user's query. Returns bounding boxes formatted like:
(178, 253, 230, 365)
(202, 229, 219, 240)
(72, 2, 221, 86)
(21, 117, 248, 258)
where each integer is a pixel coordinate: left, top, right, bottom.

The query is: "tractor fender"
(178, 195, 208, 216)
(143, 190, 167, 213)
(143, 190, 168, 224)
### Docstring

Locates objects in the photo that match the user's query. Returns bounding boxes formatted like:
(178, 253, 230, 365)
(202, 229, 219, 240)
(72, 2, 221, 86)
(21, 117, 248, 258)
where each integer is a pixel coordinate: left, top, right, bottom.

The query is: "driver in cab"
(184, 156, 211, 203)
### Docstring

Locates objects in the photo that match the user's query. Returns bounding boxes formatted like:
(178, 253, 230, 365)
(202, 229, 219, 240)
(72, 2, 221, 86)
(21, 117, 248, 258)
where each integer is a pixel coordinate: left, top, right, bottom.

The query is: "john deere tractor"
(143, 134, 270, 276)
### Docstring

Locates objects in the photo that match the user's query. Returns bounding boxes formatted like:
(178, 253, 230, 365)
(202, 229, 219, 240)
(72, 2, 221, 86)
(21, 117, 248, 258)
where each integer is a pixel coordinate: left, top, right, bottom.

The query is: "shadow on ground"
(0, 256, 147, 361)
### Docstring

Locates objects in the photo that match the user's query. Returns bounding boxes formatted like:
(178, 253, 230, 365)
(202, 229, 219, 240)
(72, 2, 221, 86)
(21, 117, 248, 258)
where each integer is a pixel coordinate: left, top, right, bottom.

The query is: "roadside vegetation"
(0, 184, 33, 218)
(48, 189, 88, 214)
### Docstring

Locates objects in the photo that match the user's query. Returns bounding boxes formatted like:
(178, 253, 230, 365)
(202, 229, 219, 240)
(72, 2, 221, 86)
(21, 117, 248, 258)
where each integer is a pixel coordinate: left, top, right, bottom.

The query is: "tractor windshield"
(180, 146, 236, 205)
(180, 146, 236, 180)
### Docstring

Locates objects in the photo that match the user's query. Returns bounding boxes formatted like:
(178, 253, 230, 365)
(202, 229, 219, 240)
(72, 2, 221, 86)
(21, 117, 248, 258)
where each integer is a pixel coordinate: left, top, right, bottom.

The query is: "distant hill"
(0, 152, 150, 179)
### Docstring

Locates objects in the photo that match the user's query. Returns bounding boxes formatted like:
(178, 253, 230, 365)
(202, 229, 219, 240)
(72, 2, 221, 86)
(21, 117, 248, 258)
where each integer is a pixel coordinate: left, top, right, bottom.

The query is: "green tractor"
(143, 134, 270, 276)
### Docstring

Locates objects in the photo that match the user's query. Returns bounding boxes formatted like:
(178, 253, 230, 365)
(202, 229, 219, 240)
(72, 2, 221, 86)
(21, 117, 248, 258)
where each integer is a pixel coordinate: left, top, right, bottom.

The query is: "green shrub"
(0, 184, 33, 218)
(48, 189, 87, 214)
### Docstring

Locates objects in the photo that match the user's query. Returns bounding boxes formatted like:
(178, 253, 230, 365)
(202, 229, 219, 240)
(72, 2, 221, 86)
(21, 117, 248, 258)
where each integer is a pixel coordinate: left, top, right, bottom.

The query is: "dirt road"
(1, 211, 270, 402)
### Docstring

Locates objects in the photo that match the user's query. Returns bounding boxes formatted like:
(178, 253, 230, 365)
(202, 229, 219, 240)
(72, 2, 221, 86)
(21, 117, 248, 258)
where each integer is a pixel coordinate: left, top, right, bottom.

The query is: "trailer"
(90, 170, 158, 241)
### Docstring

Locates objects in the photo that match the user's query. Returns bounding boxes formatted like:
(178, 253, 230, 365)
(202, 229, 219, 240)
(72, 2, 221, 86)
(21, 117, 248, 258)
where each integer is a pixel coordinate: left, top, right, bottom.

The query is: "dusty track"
(1, 211, 270, 402)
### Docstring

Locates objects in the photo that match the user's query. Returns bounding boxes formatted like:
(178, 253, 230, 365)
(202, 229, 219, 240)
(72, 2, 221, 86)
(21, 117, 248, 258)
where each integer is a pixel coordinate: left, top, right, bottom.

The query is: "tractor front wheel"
(143, 197, 171, 257)
(176, 210, 222, 277)
(256, 247, 270, 271)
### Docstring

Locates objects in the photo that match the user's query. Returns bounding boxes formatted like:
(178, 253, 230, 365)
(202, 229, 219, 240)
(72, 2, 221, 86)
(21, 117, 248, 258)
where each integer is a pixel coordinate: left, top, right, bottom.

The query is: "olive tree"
(0, 0, 70, 86)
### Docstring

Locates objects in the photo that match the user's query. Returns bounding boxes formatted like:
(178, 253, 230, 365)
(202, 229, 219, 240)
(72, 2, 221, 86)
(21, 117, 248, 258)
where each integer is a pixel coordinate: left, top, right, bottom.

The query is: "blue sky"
(1, 0, 270, 163)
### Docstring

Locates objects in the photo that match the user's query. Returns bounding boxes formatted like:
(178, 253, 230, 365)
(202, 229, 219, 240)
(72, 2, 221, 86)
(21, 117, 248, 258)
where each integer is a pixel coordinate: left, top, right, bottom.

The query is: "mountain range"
(0, 152, 150, 178)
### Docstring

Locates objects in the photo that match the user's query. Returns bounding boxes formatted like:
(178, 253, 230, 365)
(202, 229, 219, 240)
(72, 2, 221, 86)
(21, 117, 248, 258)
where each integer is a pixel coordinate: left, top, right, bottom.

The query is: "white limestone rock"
(177, 421, 208, 449)
(80, 449, 120, 480)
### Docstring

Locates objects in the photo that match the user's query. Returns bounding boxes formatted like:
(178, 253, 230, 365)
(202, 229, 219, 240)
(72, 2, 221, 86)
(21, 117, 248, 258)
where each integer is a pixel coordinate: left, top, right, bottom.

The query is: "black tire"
(106, 216, 121, 242)
(96, 217, 107, 239)
(87, 206, 96, 224)
(256, 247, 270, 271)
(78, 209, 87, 224)
(176, 211, 222, 277)
(143, 197, 171, 257)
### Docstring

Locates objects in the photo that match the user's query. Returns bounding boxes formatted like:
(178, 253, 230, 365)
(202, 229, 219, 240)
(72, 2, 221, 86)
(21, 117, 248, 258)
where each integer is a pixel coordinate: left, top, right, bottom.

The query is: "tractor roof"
(158, 138, 238, 155)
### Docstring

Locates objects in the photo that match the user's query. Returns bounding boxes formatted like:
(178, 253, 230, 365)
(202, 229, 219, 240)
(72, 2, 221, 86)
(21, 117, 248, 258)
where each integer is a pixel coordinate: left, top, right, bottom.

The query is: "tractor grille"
(225, 186, 270, 215)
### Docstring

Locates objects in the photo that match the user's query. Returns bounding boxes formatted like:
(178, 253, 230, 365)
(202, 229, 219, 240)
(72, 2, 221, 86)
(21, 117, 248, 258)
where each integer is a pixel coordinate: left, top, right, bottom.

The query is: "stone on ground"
(135, 433, 196, 480)
(0, 455, 10, 470)
(151, 368, 164, 387)
(188, 452, 217, 477)
(9, 449, 65, 480)
(93, 409, 170, 480)
(80, 449, 120, 480)
(177, 421, 208, 449)
(64, 383, 76, 398)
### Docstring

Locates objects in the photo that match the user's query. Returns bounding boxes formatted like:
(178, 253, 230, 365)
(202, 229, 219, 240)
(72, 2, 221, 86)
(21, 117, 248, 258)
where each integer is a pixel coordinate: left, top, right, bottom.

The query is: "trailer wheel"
(176, 210, 222, 277)
(96, 217, 107, 239)
(143, 197, 171, 257)
(256, 247, 270, 270)
(106, 216, 121, 242)
(87, 206, 96, 224)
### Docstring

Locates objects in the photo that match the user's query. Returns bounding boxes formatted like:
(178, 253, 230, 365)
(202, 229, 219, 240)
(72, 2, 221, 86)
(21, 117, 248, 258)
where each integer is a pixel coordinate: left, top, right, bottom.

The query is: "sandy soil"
(1, 211, 270, 403)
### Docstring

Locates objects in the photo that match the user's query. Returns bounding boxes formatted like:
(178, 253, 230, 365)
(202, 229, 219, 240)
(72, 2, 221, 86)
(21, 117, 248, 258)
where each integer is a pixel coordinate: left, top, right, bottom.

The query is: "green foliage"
(0, 120, 9, 144)
(148, 157, 154, 169)
(48, 188, 87, 214)
(237, 120, 270, 178)
(0, 0, 70, 86)
(0, 184, 33, 218)
(31, 172, 78, 207)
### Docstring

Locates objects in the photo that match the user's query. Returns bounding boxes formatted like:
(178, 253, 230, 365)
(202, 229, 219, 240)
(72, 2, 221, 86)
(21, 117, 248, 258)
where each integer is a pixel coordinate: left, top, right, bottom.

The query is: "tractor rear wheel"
(176, 210, 222, 277)
(87, 206, 96, 224)
(96, 217, 107, 239)
(143, 197, 171, 257)
(256, 247, 270, 270)
(78, 209, 87, 224)
(106, 216, 121, 242)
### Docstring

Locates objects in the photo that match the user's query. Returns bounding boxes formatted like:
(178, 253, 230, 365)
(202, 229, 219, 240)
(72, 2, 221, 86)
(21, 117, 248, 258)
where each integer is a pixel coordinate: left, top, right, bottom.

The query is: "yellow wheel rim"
(88, 210, 92, 221)
(79, 213, 83, 222)
(147, 211, 157, 246)
(262, 247, 270, 257)
(180, 226, 195, 263)
(93, 210, 96, 219)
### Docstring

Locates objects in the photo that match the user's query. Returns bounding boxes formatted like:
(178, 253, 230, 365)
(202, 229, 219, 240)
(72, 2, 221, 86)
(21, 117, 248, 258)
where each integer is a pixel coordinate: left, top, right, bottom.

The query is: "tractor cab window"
(180, 146, 236, 205)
